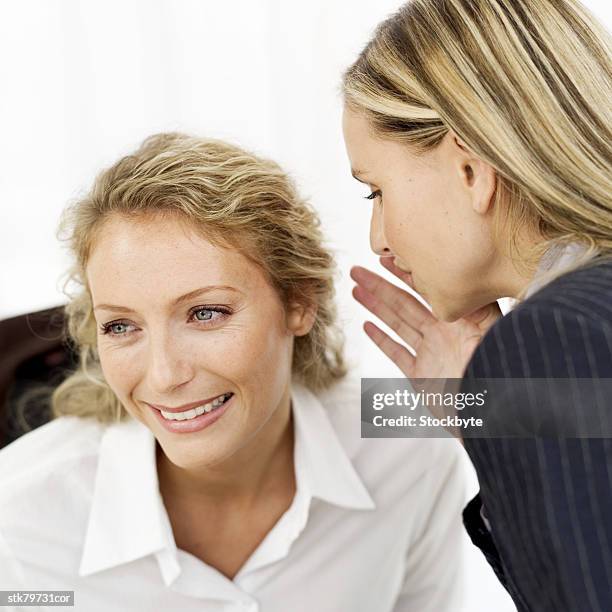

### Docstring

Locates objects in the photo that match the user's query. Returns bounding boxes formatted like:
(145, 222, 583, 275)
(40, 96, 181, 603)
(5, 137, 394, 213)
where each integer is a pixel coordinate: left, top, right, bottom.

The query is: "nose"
(145, 332, 194, 395)
(369, 203, 392, 256)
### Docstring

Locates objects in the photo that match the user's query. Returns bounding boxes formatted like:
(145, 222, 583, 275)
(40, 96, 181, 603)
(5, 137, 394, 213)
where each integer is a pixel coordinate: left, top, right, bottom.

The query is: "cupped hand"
(350, 257, 502, 381)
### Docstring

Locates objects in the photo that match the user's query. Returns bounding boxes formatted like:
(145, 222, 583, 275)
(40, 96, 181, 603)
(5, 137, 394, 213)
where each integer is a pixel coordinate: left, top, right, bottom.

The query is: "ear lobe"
(287, 302, 317, 336)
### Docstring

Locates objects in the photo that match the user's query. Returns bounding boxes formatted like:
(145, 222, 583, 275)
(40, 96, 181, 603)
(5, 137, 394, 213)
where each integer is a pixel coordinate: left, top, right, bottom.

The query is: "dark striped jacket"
(461, 258, 612, 612)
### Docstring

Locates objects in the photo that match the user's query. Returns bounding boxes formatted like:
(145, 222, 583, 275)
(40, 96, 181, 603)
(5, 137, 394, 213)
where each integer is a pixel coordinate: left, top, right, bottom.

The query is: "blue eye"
(101, 321, 134, 336)
(191, 307, 228, 322)
(99, 306, 232, 338)
(364, 190, 382, 201)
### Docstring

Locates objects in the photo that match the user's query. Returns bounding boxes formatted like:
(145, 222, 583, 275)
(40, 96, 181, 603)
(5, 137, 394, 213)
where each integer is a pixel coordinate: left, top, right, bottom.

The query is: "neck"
(498, 256, 539, 301)
(489, 228, 546, 302)
(156, 385, 295, 506)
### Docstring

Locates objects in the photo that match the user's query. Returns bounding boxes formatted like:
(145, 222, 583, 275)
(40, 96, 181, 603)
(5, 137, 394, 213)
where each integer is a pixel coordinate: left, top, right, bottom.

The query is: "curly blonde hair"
(342, 0, 612, 295)
(51, 132, 347, 423)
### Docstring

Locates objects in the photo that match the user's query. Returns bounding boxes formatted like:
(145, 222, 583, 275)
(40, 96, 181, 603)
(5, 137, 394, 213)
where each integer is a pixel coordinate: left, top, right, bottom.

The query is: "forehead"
(343, 106, 421, 174)
(342, 106, 378, 150)
(85, 213, 265, 300)
(342, 109, 384, 181)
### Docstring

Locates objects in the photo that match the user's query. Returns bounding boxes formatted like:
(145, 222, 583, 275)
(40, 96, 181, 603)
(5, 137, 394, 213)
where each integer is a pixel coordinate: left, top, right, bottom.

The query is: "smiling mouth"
(153, 392, 234, 421)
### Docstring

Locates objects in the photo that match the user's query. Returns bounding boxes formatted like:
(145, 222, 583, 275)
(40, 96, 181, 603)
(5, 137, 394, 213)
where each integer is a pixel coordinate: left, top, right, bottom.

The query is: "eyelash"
(364, 190, 382, 201)
(98, 305, 232, 338)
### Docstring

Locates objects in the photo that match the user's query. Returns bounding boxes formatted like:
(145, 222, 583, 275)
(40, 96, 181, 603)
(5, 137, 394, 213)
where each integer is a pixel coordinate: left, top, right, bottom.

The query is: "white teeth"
(159, 393, 230, 421)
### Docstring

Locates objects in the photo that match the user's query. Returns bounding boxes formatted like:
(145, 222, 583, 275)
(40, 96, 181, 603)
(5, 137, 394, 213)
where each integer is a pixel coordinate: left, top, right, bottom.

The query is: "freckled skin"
(342, 106, 534, 321)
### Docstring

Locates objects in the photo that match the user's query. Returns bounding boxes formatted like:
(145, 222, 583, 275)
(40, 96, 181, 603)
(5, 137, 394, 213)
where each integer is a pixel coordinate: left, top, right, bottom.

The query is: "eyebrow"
(93, 285, 243, 313)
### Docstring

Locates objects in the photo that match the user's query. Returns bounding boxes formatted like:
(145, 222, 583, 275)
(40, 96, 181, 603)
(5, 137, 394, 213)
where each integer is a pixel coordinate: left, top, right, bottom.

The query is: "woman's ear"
(449, 130, 497, 216)
(469, 160, 497, 216)
(286, 302, 317, 336)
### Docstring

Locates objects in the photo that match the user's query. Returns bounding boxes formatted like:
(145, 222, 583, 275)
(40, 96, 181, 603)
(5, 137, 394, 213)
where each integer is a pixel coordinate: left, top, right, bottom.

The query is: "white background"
(1, 2, 610, 610)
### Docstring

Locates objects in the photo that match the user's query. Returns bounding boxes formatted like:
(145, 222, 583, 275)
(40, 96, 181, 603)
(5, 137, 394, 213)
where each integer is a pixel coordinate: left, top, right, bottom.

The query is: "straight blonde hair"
(343, 0, 612, 297)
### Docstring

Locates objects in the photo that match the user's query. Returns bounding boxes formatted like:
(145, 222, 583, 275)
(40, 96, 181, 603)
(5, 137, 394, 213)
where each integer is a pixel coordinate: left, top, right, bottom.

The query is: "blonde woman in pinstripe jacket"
(342, 1, 612, 610)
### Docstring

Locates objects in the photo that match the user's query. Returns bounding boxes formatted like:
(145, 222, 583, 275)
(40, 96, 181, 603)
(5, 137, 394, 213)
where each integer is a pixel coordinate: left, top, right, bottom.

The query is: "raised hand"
(350, 257, 502, 380)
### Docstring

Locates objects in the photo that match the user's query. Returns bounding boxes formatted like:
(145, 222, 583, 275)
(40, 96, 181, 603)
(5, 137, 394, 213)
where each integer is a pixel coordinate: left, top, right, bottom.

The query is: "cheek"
(381, 193, 429, 258)
(211, 326, 289, 381)
(223, 316, 293, 384)
(97, 345, 139, 398)
(382, 184, 457, 259)
(178, 309, 294, 397)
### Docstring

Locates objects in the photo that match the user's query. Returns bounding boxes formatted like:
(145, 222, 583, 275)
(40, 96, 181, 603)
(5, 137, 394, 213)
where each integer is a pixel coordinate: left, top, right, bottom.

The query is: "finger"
(363, 321, 415, 378)
(353, 285, 424, 351)
(350, 265, 435, 330)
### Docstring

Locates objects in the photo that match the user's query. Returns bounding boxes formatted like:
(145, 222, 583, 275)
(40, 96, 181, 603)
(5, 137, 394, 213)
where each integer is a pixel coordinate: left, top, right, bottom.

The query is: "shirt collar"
(524, 240, 592, 300)
(291, 381, 375, 511)
(78, 380, 374, 581)
(78, 416, 175, 579)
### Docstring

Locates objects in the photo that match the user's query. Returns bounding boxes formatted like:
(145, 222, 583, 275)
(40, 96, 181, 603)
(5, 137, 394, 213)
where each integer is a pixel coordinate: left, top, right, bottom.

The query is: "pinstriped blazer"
(461, 257, 612, 612)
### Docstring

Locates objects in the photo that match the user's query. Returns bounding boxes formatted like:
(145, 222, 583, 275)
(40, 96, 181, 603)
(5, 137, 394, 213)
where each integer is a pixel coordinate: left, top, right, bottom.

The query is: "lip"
(393, 258, 411, 274)
(148, 393, 230, 413)
(149, 393, 234, 434)
(397, 263, 414, 286)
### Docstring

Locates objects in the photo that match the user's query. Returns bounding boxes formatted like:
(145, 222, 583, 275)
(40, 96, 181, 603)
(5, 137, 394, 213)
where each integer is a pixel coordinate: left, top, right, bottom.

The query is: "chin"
(162, 435, 236, 469)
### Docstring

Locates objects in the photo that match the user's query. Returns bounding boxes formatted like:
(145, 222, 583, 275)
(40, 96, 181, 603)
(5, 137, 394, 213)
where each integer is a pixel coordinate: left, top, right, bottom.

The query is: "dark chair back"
(0, 306, 76, 449)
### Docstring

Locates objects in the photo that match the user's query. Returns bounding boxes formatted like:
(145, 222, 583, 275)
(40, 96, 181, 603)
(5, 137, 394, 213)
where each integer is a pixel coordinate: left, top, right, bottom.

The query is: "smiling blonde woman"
(0, 133, 467, 612)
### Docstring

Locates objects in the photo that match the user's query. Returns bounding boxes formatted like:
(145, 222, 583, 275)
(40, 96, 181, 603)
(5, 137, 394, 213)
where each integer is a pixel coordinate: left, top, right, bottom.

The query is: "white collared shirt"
(0, 376, 467, 612)
(523, 240, 592, 300)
